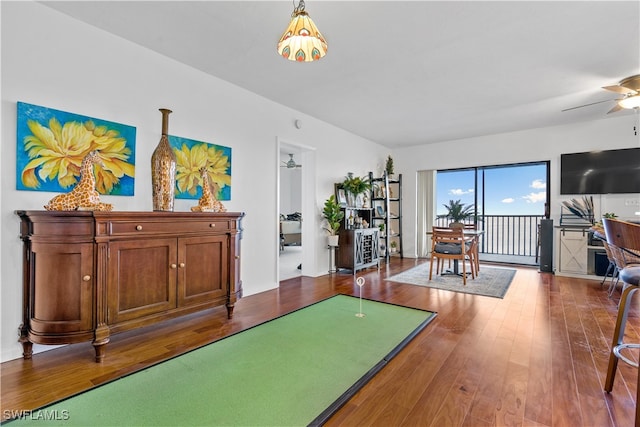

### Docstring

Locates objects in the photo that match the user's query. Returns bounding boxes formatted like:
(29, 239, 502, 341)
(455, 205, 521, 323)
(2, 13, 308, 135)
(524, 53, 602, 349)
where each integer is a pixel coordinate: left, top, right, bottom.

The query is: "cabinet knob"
(235, 255, 240, 259)
(82, 275, 91, 282)
(170, 263, 177, 269)
(136, 225, 143, 231)
(209, 223, 216, 228)
(179, 262, 185, 268)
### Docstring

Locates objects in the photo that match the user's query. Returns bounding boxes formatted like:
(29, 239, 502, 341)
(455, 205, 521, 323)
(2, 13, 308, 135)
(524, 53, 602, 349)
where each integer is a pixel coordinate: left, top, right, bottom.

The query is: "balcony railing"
(435, 215, 545, 258)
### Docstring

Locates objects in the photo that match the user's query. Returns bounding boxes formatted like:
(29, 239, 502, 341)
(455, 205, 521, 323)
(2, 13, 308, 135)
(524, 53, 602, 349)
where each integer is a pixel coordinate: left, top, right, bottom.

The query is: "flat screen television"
(560, 148, 640, 194)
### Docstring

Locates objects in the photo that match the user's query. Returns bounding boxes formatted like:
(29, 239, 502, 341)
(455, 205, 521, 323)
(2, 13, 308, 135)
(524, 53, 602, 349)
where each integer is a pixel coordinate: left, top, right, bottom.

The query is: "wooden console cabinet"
(16, 210, 244, 362)
(336, 228, 379, 273)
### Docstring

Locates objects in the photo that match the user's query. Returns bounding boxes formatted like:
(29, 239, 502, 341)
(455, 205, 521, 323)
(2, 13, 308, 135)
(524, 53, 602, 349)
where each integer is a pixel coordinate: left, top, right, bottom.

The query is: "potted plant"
(323, 195, 344, 246)
(591, 212, 617, 238)
(342, 173, 371, 207)
(438, 199, 475, 227)
(390, 240, 398, 253)
(562, 196, 594, 225)
(385, 155, 394, 178)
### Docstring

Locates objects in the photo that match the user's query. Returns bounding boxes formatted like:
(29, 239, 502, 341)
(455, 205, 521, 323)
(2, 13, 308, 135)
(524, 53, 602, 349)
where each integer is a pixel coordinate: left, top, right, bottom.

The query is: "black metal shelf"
(369, 171, 403, 262)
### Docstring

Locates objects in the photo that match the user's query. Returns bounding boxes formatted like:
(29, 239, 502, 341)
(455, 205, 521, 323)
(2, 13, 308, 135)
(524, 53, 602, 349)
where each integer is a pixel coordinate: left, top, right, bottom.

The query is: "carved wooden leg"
(19, 324, 33, 360)
(226, 304, 235, 319)
(93, 342, 108, 363)
(20, 340, 33, 360)
(92, 326, 110, 363)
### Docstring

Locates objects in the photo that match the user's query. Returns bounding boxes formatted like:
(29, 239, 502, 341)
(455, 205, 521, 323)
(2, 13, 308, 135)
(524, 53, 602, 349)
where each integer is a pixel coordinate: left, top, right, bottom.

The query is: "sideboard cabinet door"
(29, 242, 94, 339)
(107, 238, 178, 325)
(178, 235, 229, 307)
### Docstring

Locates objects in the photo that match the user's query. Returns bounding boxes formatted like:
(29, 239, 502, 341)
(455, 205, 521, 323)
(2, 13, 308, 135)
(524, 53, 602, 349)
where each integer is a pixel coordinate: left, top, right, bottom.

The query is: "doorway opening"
(277, 140, 316, 282)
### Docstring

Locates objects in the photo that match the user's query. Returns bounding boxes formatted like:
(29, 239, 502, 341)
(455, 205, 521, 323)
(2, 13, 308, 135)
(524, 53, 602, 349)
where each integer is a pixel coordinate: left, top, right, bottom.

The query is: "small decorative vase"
(151, 108, 177, 211)
(346, 191, 356, 208)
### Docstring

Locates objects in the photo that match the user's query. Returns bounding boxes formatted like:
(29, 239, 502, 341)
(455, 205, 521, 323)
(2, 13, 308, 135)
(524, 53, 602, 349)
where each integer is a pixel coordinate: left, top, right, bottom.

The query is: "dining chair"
(602, 218, 640, 426)
(449, 223, 480, 276)
(429, 226, 475, 285)
(600, 240, 619, 291)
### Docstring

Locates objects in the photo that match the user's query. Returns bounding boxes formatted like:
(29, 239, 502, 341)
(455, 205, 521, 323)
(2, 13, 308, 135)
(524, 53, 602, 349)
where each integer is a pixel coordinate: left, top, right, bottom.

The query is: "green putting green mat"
(6, 295, 436, 426)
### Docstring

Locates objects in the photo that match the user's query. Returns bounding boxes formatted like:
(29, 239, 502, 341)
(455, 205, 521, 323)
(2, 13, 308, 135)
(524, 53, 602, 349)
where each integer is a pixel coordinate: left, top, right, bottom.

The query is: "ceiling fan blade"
(561, 99, 616, 112)
(607, 103, 624, 114)
(602, 84, 636, 94)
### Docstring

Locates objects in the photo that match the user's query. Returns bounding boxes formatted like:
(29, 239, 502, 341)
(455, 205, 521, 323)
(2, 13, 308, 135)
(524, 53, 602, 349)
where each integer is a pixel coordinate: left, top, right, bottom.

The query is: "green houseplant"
(438, 199, 474, 226)
(342, 173, 371, 207)
(385, 155, 394, 177)
(322, 195, 344, 246)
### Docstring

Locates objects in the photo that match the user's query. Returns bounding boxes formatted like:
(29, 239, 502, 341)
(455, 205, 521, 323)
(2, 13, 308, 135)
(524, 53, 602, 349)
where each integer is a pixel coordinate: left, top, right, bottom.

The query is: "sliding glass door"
(435, 161, 549, 261)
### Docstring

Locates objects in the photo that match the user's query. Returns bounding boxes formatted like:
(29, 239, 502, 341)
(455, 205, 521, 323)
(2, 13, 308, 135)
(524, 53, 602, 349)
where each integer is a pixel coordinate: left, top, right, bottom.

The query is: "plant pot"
(346, 192, 356, 208)
(328, 235, 339, 247)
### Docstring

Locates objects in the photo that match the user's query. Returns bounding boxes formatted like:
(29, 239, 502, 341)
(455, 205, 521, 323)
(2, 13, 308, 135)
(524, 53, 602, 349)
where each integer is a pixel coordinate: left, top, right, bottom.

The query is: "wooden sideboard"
(16, 210, 244, 362)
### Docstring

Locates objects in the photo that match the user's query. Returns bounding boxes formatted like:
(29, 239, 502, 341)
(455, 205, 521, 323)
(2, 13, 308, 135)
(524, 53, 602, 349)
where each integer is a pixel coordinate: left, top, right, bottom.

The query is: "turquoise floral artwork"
(16, 102, 136, 195)
(169, 135, 231, 201)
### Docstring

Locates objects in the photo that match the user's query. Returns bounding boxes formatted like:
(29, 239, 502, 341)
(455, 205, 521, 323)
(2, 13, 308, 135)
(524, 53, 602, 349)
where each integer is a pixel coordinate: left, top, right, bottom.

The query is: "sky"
(436, 163, 547, 216)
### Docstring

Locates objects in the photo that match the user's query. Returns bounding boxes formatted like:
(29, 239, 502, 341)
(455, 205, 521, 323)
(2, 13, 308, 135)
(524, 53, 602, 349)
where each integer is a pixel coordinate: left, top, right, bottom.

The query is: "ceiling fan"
(562, 74, 640, 114)
(281, 153, 302, 169)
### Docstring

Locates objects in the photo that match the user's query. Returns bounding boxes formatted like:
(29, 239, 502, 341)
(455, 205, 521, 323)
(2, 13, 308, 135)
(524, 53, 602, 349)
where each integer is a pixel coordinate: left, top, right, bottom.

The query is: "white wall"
(394, 114, 640, 258)
(0, 2, 388, 361)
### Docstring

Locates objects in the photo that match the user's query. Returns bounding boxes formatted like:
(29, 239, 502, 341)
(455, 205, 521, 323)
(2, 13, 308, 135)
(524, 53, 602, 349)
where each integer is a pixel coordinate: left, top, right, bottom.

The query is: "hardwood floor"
(2, 258, 638, 426)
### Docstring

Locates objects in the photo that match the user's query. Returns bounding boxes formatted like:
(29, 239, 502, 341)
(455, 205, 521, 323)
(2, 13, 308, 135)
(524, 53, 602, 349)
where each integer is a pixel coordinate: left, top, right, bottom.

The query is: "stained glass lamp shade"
(277, 2, 327, 62)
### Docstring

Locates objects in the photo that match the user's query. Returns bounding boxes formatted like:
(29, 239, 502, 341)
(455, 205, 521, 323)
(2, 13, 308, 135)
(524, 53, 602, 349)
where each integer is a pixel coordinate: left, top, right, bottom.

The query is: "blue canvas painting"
(169, 135, 231, 201)
(16, 102, 136, 195)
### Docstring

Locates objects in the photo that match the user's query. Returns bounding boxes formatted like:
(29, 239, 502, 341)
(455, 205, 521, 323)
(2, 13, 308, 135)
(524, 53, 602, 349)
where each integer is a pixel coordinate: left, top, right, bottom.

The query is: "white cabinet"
(558, 227, 589, 274)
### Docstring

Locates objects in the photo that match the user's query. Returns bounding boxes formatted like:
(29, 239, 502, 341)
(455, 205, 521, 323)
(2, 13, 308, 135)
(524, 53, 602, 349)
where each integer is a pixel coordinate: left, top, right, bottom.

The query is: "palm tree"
(438, 199, 474, 224)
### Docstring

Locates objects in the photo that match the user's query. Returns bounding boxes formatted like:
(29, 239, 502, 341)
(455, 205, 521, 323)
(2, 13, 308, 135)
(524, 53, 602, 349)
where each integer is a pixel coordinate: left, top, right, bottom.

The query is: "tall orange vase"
(151, 108, 176, 211)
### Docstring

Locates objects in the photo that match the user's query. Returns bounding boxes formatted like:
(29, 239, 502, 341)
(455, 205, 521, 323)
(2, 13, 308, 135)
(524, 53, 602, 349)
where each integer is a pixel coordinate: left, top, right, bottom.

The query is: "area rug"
(386, 264, 516, 298)
(6, 295, 435, 427)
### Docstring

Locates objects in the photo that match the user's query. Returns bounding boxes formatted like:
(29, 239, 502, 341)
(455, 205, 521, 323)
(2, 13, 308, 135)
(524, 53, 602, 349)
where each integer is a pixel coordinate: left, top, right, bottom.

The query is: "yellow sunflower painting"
(16, 102, 136, 195)
(169, 135, 231, 200)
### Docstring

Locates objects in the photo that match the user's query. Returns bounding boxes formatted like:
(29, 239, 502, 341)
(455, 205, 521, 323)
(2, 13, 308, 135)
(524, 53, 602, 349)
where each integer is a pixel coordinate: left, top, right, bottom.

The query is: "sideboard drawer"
(109, 219, 232, 236)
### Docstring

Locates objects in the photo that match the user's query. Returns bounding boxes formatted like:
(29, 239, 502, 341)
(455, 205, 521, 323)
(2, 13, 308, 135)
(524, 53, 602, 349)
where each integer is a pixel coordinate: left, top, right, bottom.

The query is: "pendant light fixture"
(277, 0, 327, 62)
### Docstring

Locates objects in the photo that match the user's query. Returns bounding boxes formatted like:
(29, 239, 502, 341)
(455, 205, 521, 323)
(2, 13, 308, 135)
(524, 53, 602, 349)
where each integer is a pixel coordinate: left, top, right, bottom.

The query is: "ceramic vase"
(151, 108, 177, 211)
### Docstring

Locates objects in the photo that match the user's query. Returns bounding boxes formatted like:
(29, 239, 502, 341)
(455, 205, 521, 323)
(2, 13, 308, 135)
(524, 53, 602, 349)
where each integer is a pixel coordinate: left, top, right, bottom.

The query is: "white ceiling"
(43, 1, 640, 148)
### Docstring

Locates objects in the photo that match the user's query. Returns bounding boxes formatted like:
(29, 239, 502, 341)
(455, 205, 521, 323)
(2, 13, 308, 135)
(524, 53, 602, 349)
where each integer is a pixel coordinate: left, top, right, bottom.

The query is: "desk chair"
(602, 218, 640, 426)
(429, 226, 475, 285)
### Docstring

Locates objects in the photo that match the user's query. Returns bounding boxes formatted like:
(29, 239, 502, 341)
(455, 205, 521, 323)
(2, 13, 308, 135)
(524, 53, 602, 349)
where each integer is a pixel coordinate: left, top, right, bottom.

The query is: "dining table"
(426, 228, 484, 276)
